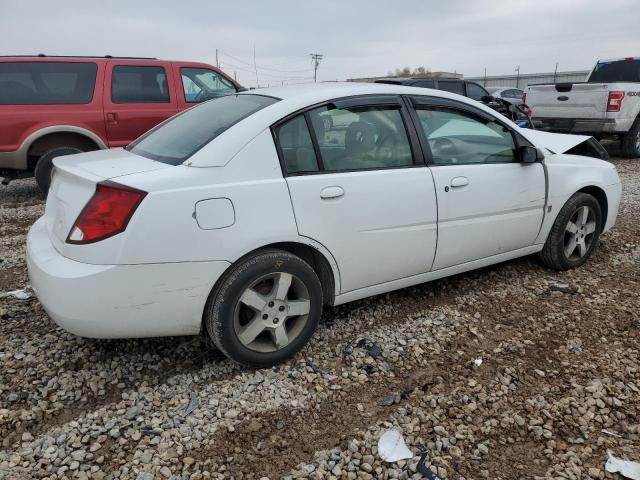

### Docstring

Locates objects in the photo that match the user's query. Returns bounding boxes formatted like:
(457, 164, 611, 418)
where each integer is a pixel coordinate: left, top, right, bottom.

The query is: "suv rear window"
(128, 94, 279, 165)
(588, 59, 640, 83)
(0, 62, 97, 105)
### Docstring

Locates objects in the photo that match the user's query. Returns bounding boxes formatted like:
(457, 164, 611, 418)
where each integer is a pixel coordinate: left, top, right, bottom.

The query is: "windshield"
(588, 59, 640, 83)
(128, 94, 279, 165)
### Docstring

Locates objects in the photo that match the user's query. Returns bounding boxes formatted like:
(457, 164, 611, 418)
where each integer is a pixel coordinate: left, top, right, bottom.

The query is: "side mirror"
(236, 86, 248, 92)
(481, 95, 494, 103)
(519, 145, 544, 163)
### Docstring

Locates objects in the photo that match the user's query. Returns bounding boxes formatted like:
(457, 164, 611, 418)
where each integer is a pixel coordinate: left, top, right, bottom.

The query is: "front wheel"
(538, 193, 602, 270)
(204, 249, 323, 368)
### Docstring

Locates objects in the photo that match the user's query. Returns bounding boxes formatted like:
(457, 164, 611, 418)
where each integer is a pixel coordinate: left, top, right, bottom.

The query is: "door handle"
(320, 186, 344, 199)
(106, 112, 118, 125)
(450, 176, 469, 188)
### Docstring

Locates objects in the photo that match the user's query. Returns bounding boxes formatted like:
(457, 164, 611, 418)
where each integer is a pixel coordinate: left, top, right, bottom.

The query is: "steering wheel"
(193, 89, 212, 102)
(375, 135, 398, 164)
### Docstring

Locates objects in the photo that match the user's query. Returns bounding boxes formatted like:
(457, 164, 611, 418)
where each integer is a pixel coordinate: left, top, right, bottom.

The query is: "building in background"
(465, 70, 590, 89)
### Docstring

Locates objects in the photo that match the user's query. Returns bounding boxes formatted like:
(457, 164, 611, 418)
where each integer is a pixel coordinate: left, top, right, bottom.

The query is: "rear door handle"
(320, 186, 344, 199)
(450, 176, 469, 188)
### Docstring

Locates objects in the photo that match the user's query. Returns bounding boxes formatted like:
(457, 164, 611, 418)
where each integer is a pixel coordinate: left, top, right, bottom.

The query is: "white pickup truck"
(526, 57, 640, 157)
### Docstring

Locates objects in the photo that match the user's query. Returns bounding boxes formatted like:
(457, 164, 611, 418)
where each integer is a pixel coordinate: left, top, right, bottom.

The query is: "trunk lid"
(45, 148, 170, 257)
(527, 83, 610, 119)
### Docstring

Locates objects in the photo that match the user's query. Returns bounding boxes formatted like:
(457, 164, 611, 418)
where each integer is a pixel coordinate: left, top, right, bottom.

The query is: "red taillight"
(66, 181, 147, 244)
(607, 91, 625, 112)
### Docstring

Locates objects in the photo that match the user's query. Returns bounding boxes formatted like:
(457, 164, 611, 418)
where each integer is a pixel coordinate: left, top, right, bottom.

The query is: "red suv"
(0, 56, 242, 192)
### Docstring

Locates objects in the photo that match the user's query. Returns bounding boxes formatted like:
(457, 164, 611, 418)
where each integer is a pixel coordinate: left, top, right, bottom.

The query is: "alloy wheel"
(563, 205, 597, 261)
(233, 272, 311, 353)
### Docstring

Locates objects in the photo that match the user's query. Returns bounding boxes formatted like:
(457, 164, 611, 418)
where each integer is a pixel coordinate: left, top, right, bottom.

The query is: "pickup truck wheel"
(620, 117, 640, 158)
(538, 193, 602, 270)
(34, 147, 83, 193)
(204, 249, 323, 368)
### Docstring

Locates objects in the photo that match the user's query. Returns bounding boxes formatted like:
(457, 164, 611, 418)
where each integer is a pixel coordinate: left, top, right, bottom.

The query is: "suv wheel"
(538, 193, 602, 270)
(204, 249, 323, 367)
(620, 116, 640, 158)
(35, 147, 83, 193)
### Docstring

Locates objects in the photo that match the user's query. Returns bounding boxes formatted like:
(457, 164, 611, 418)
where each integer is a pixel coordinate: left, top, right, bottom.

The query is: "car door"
(409, 96, 546, 271)
(103, 61, 179, 147)
(274, 96, 438, 294)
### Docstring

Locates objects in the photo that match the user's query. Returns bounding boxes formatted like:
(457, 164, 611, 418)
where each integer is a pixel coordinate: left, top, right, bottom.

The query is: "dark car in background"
(0, 55, 241, 192)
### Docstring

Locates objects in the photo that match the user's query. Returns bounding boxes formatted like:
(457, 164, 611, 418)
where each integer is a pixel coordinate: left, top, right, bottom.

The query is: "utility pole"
(515, 65, 521, 88)
(310, 53, 324, 82)
(553, 62, 558, 83)
(216, 48, 219, 68)
(253, 44, 259, 88)
(483, 67, 487, 87)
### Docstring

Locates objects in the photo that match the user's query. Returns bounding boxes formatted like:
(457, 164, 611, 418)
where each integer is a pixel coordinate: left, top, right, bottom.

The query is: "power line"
(309, 53, 323, 82)
(217, 50, 313, 74)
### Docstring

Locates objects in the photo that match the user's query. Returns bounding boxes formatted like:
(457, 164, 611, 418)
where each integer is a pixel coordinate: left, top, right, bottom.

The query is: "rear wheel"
(204, 249, 323, 367)
(539, 193, 602, 270)
(620, 117, 640, 158)
(34, 146, 83, 193)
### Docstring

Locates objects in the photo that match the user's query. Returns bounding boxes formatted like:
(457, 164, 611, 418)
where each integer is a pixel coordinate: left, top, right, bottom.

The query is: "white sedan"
(27, 83, 622, 367)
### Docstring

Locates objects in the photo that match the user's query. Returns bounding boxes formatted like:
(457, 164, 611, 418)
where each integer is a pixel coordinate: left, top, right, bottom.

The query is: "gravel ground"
(0, 153, 638, 480)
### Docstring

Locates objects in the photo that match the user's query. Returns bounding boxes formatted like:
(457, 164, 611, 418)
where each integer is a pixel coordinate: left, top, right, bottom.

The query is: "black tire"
(620, 116, 640, 158)
(34, 147, 83, 193)
(204, 249, 323, 368)
(538, 193, 602, 270)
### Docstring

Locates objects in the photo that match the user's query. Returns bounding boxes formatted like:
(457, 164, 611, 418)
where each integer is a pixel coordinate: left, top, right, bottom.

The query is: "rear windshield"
(0, 62, 97, 104)
(588, 59, 640, 83)
(128, 94, 279, 165)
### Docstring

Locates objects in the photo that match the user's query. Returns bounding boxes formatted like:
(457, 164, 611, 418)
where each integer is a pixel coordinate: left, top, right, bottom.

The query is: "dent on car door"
(275, 97, 439, 294)
(409, 97, 546, 270)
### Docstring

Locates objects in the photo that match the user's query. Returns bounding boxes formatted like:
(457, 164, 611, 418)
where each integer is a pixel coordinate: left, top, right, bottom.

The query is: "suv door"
(103, 61, 179, 147)
(409, 96, 545, 270)
(274, 96, 438, 293)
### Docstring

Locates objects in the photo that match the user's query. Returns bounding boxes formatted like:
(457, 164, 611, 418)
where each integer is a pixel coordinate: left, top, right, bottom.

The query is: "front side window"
(466, 82, 489, 101)
(413, 79, 435, 88)
(306, 104, 413, 171)
(128, 94, 278, 164)
(111, 65, 169, 104)
(0, 62, 97, 105)
(181, 67, 236, 103)
(416, 107, 516, 165)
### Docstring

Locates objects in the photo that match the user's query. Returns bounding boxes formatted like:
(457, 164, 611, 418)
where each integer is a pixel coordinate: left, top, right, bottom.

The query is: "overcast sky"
(1, 0, 638, 87)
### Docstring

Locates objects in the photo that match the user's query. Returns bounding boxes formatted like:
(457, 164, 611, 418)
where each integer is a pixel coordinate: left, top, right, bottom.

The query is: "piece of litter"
(473, 358, 483, 367)
(602, 429, 623, 438)
(378, 430, 412, 462)
(182, 396, 199, 417)
(417, 453, 442, 480)
(1, 289, 31, 300)
(367, 343, 383, 359)
(605, 452, 640, 480)
(380, 392, 401, 406)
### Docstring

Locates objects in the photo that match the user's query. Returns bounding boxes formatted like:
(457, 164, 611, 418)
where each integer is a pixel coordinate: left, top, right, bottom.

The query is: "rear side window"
(0, 62, 97, 105)
(588, 59, 640, 83)
(275, 115, 319, 174)
(111, 65, 169, 104)
(437, 80, 465, 96)
(276, 102, 414, 174)
(128, 94, 278, 165)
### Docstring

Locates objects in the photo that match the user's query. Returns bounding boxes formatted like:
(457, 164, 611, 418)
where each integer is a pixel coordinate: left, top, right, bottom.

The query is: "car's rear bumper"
(26, 217, 230, 338)
(532, 118, 618, 134)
